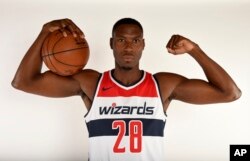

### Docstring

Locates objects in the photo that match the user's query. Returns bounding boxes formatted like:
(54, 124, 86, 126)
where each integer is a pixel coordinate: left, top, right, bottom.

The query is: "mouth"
(122, 54, 134, 62)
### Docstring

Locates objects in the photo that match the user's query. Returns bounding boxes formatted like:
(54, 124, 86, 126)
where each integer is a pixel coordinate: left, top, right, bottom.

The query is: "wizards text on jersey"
(99, 102, 155, 115)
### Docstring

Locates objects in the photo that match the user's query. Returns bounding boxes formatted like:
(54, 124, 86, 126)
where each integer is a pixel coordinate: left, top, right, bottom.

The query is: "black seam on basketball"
(41, 46, 88, 57)
(42, 36, 49, 65)
(53, 36, 64, 53)
(51, 34, 84, 71)
(53, 35, 85, 67)
(41, 32, 88, 57)
(41, 34, 63, 57)
(52, 34, 88, 54)
(42, 33, 88, 73)
(47, 33, 59, 73)
(53, 55, 85, 67)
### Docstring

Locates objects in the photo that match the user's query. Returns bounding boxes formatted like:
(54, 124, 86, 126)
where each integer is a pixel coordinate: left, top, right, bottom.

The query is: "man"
(12, 18, 241, 161)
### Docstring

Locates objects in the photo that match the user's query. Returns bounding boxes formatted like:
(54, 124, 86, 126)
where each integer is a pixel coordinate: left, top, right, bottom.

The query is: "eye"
(117, 38, 125, 42)
(133, 39, 141, 44)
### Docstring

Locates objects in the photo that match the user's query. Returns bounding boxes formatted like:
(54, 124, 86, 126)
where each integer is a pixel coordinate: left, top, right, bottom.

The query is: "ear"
(142, 39, 145, 50)
(110, 38, 113, 49)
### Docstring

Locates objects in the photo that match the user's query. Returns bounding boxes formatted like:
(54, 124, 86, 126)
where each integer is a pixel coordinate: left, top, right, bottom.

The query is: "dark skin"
(12, 18, 241, 112)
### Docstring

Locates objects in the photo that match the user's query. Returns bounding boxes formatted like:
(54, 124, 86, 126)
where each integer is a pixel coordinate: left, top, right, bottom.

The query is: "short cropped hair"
(112, 18, 143, 36)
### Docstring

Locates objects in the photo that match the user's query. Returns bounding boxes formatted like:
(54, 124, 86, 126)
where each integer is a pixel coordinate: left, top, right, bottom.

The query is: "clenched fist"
(166, 35, 198, 55)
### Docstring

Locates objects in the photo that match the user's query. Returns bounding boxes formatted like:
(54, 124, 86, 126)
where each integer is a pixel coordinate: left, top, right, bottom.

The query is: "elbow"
(232, 88, 242, 101)
(11, 79, 22, 90)
(11, 78, 29, 91)
(224, 87, 242, 102)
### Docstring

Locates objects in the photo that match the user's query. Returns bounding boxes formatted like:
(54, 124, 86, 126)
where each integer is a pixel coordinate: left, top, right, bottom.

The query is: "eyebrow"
(114, 35, 143, 39)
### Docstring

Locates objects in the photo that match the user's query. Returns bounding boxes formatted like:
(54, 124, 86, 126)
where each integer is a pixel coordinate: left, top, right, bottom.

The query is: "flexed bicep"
(163, 34, 241, 104)
(172, 78, 236, 104)
(15, 71, 82, 97)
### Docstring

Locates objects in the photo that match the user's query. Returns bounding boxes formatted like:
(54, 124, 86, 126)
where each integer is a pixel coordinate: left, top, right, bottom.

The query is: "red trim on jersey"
(97, 71, 158, 97)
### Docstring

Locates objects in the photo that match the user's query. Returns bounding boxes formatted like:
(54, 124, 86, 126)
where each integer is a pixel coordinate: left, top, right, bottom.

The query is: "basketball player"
(12, 18, 241, 161)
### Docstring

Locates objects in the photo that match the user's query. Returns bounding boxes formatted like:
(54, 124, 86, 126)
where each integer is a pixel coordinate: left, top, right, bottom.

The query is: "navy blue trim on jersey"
(86, 118, 166, 137)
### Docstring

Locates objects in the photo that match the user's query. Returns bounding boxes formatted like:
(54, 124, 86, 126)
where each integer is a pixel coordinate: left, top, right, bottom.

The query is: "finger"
(67, 25, 78, 37)
(72, 27, 85, 38)
(75, 27, 85, 39)
(64, 19, 84, 38)
(167, 47, 175, 54)
(60, 19, 85, 39)
(69, 25, 85, 39)
(59, 28, 68, 37)
(80, 34, 85, 39)
(57, 20, 68, 37)
(166, 35, 175, 49)
(60, 21, 66, 28)
(172, 35, 182, 49)
(48, 26, 60, 33)
(166, 35, 179, 49)
(59, 19, 74, 35)
(72, 27, 85, 39)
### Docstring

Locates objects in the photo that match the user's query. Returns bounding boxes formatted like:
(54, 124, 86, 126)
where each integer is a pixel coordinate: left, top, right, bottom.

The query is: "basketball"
(41, 30, 89, 76)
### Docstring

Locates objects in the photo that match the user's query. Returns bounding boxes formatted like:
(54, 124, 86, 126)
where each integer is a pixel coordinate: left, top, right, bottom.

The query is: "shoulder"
(72, 69, 102, 89)
(153, 72, 188, 101)
(73, 69, 101, 81)
(153, 72, 187, 84)
(72, 69, 101, 99)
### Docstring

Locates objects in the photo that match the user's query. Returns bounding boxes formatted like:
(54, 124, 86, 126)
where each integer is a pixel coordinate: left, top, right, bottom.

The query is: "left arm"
(155, 35, 241, 106)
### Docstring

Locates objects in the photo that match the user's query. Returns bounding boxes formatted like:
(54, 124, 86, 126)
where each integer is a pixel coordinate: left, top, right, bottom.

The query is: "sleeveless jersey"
(85, 70, 167, 161)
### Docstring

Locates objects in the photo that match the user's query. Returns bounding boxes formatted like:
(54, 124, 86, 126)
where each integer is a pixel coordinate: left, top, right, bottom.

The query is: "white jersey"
(85, 70, 167, 161)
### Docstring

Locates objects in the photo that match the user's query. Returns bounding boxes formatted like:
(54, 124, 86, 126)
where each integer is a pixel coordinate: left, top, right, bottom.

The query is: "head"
(110, 18, 145, 70)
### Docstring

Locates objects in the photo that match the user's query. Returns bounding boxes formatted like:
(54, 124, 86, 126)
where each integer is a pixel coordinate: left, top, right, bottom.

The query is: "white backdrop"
(1, 0, 249, 161)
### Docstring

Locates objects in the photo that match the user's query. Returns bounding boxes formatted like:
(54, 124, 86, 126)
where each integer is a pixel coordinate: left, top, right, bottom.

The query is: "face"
(110, 24, 145, 70)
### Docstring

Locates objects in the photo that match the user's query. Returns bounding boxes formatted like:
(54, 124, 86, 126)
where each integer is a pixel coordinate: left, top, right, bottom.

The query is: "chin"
(121, 66, 133, 70)
(116, 61, 137, 70)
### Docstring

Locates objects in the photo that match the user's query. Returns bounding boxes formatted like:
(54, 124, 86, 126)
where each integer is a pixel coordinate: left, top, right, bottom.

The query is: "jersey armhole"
(84, 73, 103, 118)
(153, 75, 168, 117)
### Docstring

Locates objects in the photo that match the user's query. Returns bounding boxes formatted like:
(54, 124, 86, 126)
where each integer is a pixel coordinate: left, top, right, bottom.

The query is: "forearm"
(12, 29, 49, 88)
(189, 46, 241, 97)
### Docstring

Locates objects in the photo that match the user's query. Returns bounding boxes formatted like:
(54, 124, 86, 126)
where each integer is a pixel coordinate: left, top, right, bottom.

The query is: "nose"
(124, 41, 133, 52)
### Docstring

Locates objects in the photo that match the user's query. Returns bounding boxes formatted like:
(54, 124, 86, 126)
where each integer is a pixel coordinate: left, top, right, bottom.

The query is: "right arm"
(12, 19, 100, 99)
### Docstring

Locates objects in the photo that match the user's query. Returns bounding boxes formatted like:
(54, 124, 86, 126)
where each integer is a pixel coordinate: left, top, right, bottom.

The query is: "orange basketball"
(41, 30, 89, 76)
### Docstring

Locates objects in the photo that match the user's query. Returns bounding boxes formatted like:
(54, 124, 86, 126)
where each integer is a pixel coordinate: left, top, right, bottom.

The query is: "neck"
(112, 67, 143, 86)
